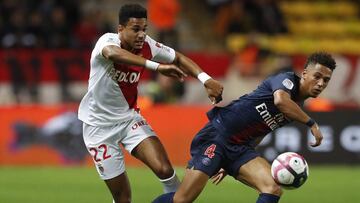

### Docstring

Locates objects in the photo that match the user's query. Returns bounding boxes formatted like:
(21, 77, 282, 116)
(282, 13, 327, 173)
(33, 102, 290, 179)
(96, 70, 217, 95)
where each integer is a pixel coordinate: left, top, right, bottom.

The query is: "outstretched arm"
(173, 51, 224, 104)
(102, 45, 186, 81)
(273, 89, 323, 147)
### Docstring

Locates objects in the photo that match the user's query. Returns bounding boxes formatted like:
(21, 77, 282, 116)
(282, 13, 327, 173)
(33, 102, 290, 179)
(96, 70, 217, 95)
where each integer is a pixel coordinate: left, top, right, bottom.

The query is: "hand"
(204, 79, 224, 105)
(157, 64, 187, 82)
(211, 168, 227, 185)
(309, 123, 323, 147)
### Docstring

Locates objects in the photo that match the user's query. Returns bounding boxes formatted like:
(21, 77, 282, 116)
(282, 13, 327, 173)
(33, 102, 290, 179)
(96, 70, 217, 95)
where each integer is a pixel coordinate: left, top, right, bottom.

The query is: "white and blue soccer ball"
(271, 152, 309, 189)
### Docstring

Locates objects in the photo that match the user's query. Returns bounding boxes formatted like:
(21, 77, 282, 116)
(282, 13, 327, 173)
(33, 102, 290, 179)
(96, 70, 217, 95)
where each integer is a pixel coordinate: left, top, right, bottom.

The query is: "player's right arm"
(102, 45, 187, 81)
(146, 35, 223, 104)
(173, 51, 223, 104)
(273, 89, 323, 147)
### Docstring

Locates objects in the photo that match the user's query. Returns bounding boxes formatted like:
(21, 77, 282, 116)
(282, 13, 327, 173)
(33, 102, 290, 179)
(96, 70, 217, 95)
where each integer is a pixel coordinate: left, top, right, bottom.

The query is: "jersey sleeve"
(269, 73, 296, 95)
(96, 33, 120, 58)
(146, 36, 176, 63)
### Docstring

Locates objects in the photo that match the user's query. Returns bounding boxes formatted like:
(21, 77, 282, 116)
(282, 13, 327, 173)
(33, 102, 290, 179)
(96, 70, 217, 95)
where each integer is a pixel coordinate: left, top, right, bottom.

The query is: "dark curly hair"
(119, 4, 147, 25)
(304, 52, 336, 71)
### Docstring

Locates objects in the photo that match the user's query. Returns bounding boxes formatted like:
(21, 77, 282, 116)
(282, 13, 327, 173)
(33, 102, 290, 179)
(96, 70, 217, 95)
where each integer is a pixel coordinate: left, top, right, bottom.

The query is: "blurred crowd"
(0, 0, 359, 109)
(207, 0, 292, 78)
(0, 0, 112, 49)
(207, 0, 287, 37)
(0, 0, 288, 49)
(0, 0, 186, 105)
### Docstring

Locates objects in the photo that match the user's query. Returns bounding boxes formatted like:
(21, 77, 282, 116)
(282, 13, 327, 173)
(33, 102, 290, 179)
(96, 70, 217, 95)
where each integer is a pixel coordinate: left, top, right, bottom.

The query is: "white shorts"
(83, 113, 156, 180)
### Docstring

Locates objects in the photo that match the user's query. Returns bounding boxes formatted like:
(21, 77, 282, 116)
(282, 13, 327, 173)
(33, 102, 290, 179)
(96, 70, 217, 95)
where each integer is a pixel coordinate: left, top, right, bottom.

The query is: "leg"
(173, 168, 209, 203)
(132, 136, 173, 178)
(104, 172, 131, 203)
(83, 123, 132, 203)
(152, 121, 221, 201)
(171, 139, 223, 202)
(170, 125, 222, 202)
(132, 136, 180, 192)
(236, 157, 282, 202)
(152, 168, 209, 203)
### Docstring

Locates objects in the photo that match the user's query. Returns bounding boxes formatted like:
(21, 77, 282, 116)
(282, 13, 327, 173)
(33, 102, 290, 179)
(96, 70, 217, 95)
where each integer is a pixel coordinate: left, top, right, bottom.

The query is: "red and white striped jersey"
(78, 33, 175, 126)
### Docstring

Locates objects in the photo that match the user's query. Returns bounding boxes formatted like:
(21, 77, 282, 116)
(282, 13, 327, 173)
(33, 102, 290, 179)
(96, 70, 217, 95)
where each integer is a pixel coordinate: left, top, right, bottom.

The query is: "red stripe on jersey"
(115, 42, 153, 110)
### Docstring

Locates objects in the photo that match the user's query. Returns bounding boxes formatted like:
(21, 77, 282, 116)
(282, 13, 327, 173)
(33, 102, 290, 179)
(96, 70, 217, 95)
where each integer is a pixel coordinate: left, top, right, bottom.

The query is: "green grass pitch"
(0, 166, 359, 203)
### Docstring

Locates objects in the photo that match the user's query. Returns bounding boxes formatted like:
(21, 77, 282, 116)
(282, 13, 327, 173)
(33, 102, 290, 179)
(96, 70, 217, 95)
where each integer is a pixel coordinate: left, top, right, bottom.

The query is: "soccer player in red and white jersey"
(78, 3, 223, 203)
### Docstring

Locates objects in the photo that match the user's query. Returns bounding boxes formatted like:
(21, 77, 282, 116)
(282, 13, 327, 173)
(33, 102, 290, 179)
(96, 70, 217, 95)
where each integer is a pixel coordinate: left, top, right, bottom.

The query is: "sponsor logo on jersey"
(282, 78, 294, 90)
(255, 103, 286, 130)
(106, 67, 140, 84)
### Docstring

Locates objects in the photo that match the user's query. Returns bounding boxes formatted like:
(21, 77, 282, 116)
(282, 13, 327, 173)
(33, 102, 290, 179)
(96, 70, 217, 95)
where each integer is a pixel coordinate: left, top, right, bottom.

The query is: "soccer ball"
(271, 152, 309, 189)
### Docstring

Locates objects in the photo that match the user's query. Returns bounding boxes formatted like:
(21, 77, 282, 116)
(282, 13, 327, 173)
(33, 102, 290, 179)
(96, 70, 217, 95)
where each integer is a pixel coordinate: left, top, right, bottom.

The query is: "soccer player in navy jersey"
(153, 52, 336, 203)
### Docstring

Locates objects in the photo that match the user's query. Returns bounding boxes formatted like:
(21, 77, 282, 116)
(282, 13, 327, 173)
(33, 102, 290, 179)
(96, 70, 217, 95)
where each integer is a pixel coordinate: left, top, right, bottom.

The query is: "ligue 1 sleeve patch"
(282, 78, 294, 90)
(155, 42, 162, 48)
(107, 37, 117, 43)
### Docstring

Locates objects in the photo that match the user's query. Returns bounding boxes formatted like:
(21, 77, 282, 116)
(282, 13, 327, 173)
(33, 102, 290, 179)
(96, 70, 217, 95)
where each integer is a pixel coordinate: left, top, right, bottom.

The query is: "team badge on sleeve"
(282, 78, 294, 90)
(157, 42, 172, 53)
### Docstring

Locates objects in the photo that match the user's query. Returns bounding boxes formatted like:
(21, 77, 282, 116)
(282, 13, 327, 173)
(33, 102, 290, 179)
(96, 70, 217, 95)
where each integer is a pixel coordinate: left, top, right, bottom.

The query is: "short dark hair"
(119, 4, 147, 25)
(304, 52, 336, 71)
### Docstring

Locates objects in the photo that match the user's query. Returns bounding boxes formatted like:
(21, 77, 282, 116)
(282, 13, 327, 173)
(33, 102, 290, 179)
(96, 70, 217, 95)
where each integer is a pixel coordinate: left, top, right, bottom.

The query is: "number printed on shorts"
(204, 144, 217, 158)
(89, 144, 112, 162)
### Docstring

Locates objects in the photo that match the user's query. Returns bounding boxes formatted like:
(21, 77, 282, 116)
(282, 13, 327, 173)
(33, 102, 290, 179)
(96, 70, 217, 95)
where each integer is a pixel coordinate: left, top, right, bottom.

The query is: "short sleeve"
(268, 73, 296, 95)
(146, 36, 176, 63)
(96, 33, 120, 58)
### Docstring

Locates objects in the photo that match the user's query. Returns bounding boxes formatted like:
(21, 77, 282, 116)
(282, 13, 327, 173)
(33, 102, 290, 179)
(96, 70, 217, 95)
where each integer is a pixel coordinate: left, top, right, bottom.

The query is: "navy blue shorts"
(187, 122, 259, 178)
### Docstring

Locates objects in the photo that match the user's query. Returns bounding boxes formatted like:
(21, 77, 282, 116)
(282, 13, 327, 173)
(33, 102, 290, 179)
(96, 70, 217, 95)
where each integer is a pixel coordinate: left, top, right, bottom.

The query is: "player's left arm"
(173, 51, 223, 104)
(273, 89, 323, 147)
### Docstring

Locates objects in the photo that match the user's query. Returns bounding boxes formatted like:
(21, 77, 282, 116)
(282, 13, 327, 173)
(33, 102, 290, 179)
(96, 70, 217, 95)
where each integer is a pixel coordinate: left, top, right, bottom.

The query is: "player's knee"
(112, 191, 131, 203)
(155, 164, 174, 179)
(261, 183, 282, 196)
(271, 184, 283, 196)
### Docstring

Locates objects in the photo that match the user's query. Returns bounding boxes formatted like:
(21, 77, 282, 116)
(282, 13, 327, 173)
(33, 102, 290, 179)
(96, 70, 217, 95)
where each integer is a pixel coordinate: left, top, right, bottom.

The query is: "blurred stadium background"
(0, 0, 359, 202)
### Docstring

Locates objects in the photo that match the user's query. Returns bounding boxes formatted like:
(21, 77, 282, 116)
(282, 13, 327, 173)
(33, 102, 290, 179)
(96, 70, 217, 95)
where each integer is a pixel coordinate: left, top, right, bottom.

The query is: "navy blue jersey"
(207, 72, 302, 146)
